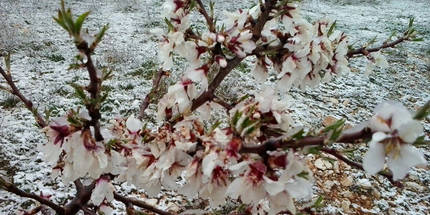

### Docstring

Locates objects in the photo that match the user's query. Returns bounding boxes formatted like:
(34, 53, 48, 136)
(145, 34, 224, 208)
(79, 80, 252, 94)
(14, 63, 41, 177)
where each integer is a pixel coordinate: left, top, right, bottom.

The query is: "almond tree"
(0, 0, 428, 214)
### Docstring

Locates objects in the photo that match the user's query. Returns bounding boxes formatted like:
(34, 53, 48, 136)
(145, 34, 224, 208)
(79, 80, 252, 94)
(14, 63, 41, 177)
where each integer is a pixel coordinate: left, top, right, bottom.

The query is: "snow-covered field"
(0, 0, 429, 214)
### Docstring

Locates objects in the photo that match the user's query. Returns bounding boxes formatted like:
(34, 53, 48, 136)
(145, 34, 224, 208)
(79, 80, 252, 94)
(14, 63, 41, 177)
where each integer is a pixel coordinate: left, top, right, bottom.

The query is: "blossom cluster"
(41, 90, 316, 214)
(157, 1, 351, 121)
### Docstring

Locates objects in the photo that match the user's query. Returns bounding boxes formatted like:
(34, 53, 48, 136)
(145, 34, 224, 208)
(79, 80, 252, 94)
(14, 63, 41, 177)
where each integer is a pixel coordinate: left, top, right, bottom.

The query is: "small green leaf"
(75, 11, 90, 34)
(70, 83, 87, 102)
(327, 20, 336, 37)
(297, 171, 309, 180)
(414, 100, 430, 120)
(313, 196, 324, 208)
(164, 17, 175, 32)
(231, 111, 242, 127)
(408, 17, 415, 28)
(90, 24, 109, 51)
(291, 129, 305, 140)
(322, 119, 345, 133)
(412, 135, 429, 147)
(411, 37, 424, 42)
(209, 120, 222, 133)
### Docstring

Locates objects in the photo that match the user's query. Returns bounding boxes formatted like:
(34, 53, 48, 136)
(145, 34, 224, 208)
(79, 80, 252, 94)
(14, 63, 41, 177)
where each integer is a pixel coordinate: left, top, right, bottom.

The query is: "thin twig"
(195, 0, 215, 32)
(347, 36, 408, 58)
(0, 179, 64, 214)
(113, 192, 174, 215)
(321, 148, 402, 187)
(0, 66, 47, 127)
(213, 95, 233, 110)
(139, 69, 166, 119)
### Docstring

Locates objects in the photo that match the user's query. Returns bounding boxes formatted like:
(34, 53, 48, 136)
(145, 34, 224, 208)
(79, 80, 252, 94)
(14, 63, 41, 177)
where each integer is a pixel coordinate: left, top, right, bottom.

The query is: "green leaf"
(306, 146, 322, 155)
(164, 17, 175, 32)
(90, 24, 109, 51)
(75, 11, 90, 34)
(313, 196, 324, 208)
(291, 129, 305, 140)
(414, 100, 430, 120)
(412, 135, 429, 147)
(327, 20, 337, 37)
(70, 83, 87, 102)
(408, 17, 415, 28)
(297, 171, 309, 180)
(231, 111, 242, 127)
(322, 119, 345, 133)
(411, 37, 424, 42)
(209, 120, 222, 133)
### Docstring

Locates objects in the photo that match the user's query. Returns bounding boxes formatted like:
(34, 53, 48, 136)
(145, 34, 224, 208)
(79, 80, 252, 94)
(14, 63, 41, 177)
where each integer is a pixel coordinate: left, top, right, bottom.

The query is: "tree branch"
(76, 42, 103, 141)
(113, 192, 174, 215)
(0, 66, 47, 128)
(138, 69, 167, 119)
(321, 148, 402, 187)
(195, 0, 215, 32)
(63, 180, 96, 215)
(347, 36, 408, 58)
(0, 179, 64, 214)
(240, 127, 373, 154)
(252, 0, 276, 39)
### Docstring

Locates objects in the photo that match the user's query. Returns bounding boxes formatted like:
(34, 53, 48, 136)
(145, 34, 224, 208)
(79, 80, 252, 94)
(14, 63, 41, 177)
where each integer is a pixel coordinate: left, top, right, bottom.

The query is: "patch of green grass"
(120, 83, 135, 90)
(236, 62, 251, 74)
(129, 60, 158, 80)
(0, 96, 20, 108)
(46, 54, 65, 62)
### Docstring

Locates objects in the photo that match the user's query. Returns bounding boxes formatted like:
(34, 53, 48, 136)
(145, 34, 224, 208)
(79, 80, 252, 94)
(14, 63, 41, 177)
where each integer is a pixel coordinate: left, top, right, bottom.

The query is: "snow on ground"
(0, 0, 429, 214)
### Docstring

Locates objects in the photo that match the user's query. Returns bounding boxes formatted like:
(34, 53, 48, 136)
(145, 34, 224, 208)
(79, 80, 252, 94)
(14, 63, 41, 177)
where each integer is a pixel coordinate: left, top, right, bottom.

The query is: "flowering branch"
(113, 192, 173, 215)
(0, 178, 64, 214)
(0, 66, 47, 128)
(76, 42, 104, 141)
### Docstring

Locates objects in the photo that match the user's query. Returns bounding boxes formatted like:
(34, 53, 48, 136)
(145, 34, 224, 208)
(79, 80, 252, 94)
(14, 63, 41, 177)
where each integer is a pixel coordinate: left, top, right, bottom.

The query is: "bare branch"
(113, 192, 174, 215)
(195, 0, 215, 32)
(321, 148, 402, 187)
(0, 66, 47, 128)
(0, 179, 64, 214)
(63, 180, 96, 214)
(347, 36, 408, 58)
(139, 69, 167, 119)
(76, 42, 103, 141)
(240, 127, 373, 154)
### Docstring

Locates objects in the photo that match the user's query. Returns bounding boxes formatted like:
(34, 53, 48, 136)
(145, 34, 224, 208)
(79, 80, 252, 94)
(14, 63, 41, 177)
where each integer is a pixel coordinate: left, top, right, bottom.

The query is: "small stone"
(341, 176, 353, 187)
(329, 98, 339, 105)
(315, 158, 333, 170)
(341, 199, 351, 212)
(333, 161, 340, 173)
(357, 178, 372, 189)
(323, 116, 338, 127)
(324, 180, 335, 190)
(404, 181, 426, 192)
(372, 189, 381, 198)
(343, 99, 350, 106)
(166, 202, 180, 212)
(341, 191, 352, 198)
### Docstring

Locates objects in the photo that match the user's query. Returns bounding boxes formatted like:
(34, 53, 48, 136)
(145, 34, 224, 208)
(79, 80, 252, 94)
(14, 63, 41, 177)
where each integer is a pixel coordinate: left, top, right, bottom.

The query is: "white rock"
(314, 158, 333, 170)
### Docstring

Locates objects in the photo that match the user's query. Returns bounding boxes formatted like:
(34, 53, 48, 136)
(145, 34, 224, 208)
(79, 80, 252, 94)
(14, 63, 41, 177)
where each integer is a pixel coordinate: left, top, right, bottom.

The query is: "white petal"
(363, 141, 386, 175)
(387, 144, 426, 180)
(263, 176, 284, 196)
(398, 120, 423, 143)
(126, 115, 142, 133)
